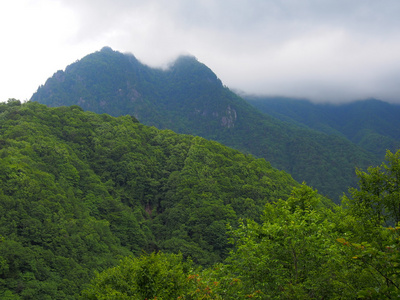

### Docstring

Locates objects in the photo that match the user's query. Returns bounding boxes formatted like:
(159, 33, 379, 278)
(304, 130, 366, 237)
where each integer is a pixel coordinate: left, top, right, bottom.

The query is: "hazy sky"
(2, 0, 400, 103)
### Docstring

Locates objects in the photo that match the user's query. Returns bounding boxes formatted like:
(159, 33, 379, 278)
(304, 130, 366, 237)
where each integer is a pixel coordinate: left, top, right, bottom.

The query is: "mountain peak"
(100, 46, 114, 53)
(173, 54, 198, 64)
(31, 48, 381, 200)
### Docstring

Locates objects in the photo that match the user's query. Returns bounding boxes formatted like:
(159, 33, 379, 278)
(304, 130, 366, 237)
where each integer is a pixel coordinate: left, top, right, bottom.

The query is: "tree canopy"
(0, 100, 296, 298)
(1, 99, 399, 299)
(82, 151, 400, 299)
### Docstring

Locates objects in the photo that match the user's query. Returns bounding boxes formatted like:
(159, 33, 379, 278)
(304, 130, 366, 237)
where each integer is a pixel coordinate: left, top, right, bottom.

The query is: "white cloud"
(0, 0, 82, 101)
(2, 0, 400, 103)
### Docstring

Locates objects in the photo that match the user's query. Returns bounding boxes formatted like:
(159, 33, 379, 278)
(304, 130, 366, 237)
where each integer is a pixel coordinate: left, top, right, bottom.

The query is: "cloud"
(56, 0, 400, 102)
(2, 0, 400, 103)
(0, 0, 81, 101)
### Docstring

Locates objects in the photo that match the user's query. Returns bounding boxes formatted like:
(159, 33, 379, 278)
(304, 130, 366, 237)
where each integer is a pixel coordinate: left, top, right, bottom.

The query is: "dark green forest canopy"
(82, 151, 400, 299)
(2, 100, 399, 299)
(31, 47, 378, 201)
(0, 100, 297, 298)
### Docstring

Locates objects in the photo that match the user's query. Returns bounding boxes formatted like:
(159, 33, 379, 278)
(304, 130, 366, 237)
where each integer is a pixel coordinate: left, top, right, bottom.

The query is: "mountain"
(31, 46, 248, 134)
(245, 96, 400, 157)
(31, 47, 378, 201)
(0, 100, 297, 298)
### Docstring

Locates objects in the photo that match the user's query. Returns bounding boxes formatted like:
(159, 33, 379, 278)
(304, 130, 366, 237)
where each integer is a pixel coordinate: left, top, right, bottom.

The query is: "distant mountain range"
(31, 46, 398, 201)
(245, 96, 400, 157)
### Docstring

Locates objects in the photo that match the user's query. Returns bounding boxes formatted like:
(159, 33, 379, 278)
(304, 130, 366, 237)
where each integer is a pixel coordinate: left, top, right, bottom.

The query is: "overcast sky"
(2, 0, 400, 103)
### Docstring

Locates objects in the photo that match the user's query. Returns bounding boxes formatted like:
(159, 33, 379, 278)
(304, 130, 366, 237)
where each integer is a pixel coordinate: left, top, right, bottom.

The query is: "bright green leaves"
(82, 251, 263, 300)
(224, 184, 347, 298)
(337, 228, 400, 299)
(344, 149, 400, 226)
(0, 101, 300, 297)
(82, 252, 192, 300)
(80, 172, 400, 299)
(335, 149, 400, 298)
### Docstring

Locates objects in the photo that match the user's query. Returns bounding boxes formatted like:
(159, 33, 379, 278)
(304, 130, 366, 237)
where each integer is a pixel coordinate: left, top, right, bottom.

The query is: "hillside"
(1, 100, 399, 298)
(0, 100, 297, 298)
(245, 96, 400, 157)
(31, 47, 378, 201)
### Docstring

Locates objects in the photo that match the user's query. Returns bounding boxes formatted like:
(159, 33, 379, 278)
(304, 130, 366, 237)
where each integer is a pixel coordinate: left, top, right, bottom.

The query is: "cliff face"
(221, 105, 237, 128)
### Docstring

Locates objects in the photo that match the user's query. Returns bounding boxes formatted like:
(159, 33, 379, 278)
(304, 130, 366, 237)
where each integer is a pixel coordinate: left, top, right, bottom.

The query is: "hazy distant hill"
(245, 96, 400, 157)
(31, 47, 377, 201)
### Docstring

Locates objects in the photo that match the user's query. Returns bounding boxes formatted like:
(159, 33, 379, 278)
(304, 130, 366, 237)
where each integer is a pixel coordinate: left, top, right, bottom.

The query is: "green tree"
(337, 228, 400, 299)
(223, 184, 356, 299)
(343, 149, 400, 226)
(0, 100, 299, 297)
(81, 252, 193, 299)
(338, 149, 400, 298)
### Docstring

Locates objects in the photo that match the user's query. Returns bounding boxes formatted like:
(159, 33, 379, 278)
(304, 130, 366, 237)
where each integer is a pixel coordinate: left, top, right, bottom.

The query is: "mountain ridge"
(0, 100, 299, 297)
(31, 47, 380, 201)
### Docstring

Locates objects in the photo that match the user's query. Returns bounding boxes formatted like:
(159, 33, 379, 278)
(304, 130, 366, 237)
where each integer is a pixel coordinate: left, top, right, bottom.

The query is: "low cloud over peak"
(2, 0, 400, 103)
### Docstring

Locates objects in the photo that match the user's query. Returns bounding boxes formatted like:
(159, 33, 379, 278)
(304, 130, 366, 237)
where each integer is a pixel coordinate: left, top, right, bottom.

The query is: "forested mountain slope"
(81, 148, 400, 299)
(246, 96, 400, 157)
(31, 47, 377, 200)
(0, 100, 297, 298)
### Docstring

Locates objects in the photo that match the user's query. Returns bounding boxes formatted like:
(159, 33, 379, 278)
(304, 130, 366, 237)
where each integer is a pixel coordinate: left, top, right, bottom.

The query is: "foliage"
(0, 100, 296, 298)
(222, 184, 351, 299)
(337, 229, 400, 299)
(337, 149, 400, 298)
(81, 252, 192, 300)
(83, 184, 385, 299)
(2, 97, 399, 299)
(343, 150, 400, 226)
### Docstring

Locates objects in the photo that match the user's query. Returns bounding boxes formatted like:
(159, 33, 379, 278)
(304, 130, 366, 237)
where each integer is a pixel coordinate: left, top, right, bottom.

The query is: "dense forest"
(0, 100, 296, 298)
(1, 99, 400, 299)
(31, 47, 380, 201)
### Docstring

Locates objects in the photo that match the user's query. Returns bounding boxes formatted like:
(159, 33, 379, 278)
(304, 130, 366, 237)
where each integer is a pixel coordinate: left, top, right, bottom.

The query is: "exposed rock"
(221, 105, 237, 128)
